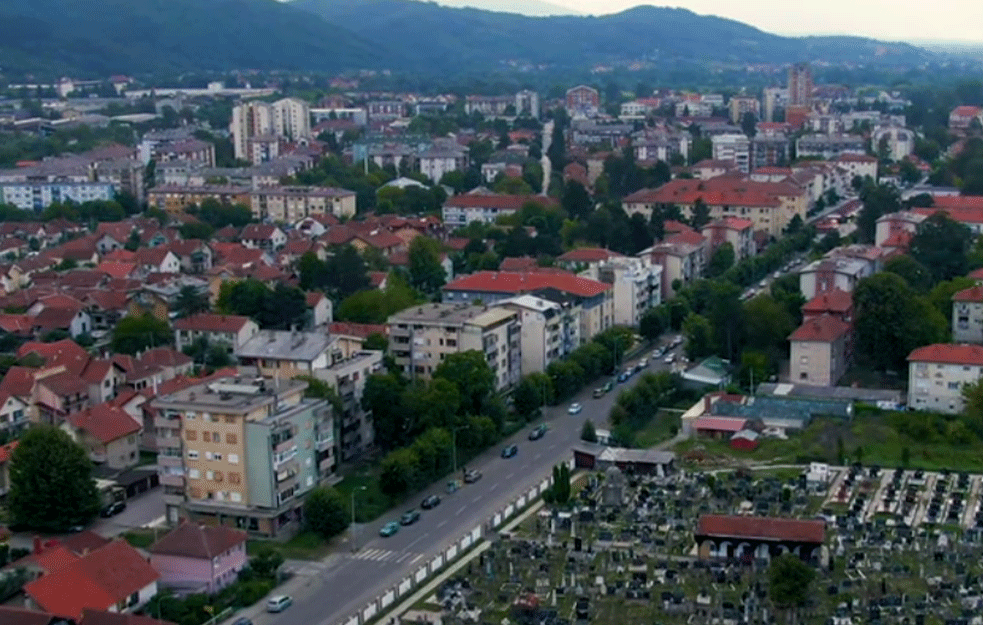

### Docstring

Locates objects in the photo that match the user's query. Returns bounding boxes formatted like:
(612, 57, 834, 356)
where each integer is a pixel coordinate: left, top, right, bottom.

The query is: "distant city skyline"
(440, 0, 983, 44)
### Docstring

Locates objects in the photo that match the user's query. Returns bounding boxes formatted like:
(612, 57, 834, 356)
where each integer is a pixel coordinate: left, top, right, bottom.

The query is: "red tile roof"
(139, 347, 192, 369)
(789, 315, 850, 343)
(802, 289, 852, 314)
(329, 321, 387, 339)
(0, 313, 32, 334)
(24, 540, 160, 620)
(954, 286, 983, 303)
(149, 522, 246, 559)
(835, 153, 877, 163)
(240, 224, 280, 240)
(95, 261, 137, 279)
(908, 343, 983, 366)
(666, 229, 707, 246)
(624, 177, 803, 208)
(969, 267, 983, 281)
(692, 416, 747, 433)
(60, 531, 112, 556)
(18, 339, 91, 376)
(500, 256, 538, 271)
(704, 216, 754, 231)
(0, 606, 66, 625)
(173, 313, 252, 333)
(0, 366, 37, 398)
(444, 270, 610, 298)
(67, 403, 141, 444)
(951, 105, 983, 117)
(696, 514, 825, 543)
(0, 441, 18, 464)
(35, 370, 88, 397)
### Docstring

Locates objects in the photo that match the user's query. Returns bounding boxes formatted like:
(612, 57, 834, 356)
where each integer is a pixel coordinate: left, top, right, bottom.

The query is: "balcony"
(316, 434, 334, 452)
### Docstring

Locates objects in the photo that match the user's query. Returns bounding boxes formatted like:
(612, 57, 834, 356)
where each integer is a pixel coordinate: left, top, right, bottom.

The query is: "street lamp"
(351, 486, 367, 552)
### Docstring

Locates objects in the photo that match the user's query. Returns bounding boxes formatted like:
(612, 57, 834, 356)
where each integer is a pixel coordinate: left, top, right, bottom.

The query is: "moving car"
(266, 596, 293, 613)
(100, 501, 126, 518)
(464, 469, 482, 483)
(568, 402, 583, 415)
(501, 444, 518, 458)
(529, 424, 547, 440)
(421, 495, 441, 509)
(400, 509, 421, 525)
(380, 521, 400, 536)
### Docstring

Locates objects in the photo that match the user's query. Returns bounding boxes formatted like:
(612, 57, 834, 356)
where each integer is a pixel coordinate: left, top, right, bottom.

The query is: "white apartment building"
(498, 295, 575, 375)
(418, 141, 469, 183)
(583, 257, 662, 327)
(0, 181, 115, 211)
(387, 303, 521, 391)
(273, 97, 311, 142)
(711, 134, 751, 174)
(952, 286, 983, 344)
(231, 98, 310, 162)
(908, 344, 983, 414)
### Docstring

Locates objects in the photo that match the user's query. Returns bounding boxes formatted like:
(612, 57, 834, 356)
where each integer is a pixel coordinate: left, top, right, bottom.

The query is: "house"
(306, 292, 333, 327)
(62, 402, 142, 470)
(234, 330, 333, 377)
(701, 217, 755, 261)
(149, 522, 247, 594)
(0, 392, 29, 436)
(166, 240, 213, 274)
(23, 539, 159, 620)
(31, 307, 92, 340)
(801, 288, 853, 326)
(34, 368, 92, 425)
(0, 441, 18, 496)
(694, 514, 824, 563)
(138, 348, 194, 380)
(949, 105, 983, 133)
(798, 257, 871, 300)
(240, 224, 286, 251)
(132, 248, 180, 275)
(173, 314, 259, 353)
(692, 416, 747, 440)
(789, 315, 852, 387)
(441, 192, 558, 227)
(907, 343, 983, 414)
(953, 285, 983, 344)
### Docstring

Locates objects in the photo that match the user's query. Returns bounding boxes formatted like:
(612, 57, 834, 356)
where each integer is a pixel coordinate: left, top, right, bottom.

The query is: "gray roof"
(712, 394, 852, 425)
(236, 330, 333, 363)
(598, 447, 675, 465)
(756, 382, 903, 404)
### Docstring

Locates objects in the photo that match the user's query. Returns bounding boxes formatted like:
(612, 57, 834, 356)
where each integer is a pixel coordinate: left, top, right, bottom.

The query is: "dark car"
(421, 495, 441, 509)
(100, 501, 126, 518)
(232, 618, 253, 625)
(529, 424, 547, 440)
(400, 509, 421, 525)
(464, 469, 482, 483)
(501, 444, 518, 458)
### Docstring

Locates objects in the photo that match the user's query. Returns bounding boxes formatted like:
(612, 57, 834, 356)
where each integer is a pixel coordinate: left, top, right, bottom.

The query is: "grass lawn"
(335, 468, 396, 524)
(122, 529, 160, 549)
(247, 531, 336, 560)
(633, 409, 681, 448)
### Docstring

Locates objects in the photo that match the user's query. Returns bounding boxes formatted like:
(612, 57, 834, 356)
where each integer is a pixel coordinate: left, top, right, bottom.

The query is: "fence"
(336, 458, 574, 625)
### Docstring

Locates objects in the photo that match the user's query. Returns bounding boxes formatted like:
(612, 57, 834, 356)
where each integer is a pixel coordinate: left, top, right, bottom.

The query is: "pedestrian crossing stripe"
(349, 549, 419, 562)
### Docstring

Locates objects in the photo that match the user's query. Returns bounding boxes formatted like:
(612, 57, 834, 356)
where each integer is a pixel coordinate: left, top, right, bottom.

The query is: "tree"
(740, 112, 757, 138)
(706, 242, 735, 278)
(743, 294, 795, 363)
(856, 181, 901, 244)
(639, 306, 666, 341)
(434, 351, 495, 416)
(561, 180, 592, 221)
(111, 314, 172, 355)
(407, 237, 446, 294)
(174, 285, 210, 318)
(909, 212, 972, 284)
(9, 426, 100, 531)
(682, 313, 714, 361)
(768, 553, 816, 613)
(580, 419, 598, 443)
(690, 198, 711, 229)
(362, 373, 410, 451)
(323, 246, 371, 301)
(513, 373, 551, 418)
(304, 487, 349, 539)
(883, 254, 933, 293)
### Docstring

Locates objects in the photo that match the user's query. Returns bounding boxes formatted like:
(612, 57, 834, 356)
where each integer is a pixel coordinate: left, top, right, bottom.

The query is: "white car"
(568, 402, 583, 415)
(664, 354, 675, 364)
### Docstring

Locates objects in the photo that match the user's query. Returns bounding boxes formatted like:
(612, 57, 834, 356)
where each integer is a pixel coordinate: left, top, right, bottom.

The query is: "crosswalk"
(348, 548, 420, 563)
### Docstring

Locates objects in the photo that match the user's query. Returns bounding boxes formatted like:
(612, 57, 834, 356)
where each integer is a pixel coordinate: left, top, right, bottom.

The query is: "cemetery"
(404, 462, 983, 625)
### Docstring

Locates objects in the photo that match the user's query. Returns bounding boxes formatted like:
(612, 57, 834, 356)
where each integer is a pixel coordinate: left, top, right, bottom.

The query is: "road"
(260, 339, 685, 625)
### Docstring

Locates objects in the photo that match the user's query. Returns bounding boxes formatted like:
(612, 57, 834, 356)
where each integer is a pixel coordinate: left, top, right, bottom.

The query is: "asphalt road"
(260, 339, 685, 625)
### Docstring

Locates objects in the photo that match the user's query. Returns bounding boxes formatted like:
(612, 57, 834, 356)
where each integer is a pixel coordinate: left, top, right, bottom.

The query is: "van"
(267, 596, 293, 613)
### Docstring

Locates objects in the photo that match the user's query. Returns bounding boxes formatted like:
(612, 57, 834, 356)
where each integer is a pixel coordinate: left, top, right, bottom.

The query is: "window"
(215, 471, 223, 482)
(213, 453, 222, 461)
(188, 450, 199, 460)
(186, 430, 197, 441)
(202, 432, 211, 442)
(206, 471, 214, 480)
(225, 416, 236, 424)
(230, 492, 242, 503)
(213, 432, 220, 441)
(226, 433, 237, 444)
(188, 469, 200, 479)
(229, 472, 242, 484)
(228, 453, 239, 464)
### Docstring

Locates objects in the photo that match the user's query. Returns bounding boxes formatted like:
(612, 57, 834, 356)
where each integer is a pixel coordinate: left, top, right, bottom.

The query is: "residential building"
(798, 257, 872, 299)
(463, 95, 512, 117)
(387, 303, 521, 391)
(949, 106, 983, 134)
(441, 192, 558, 227)
(151, 375, 333, 536)
(23, 540, 159, 620)
(146, 185, 252, 216)
(952, 286, 983, 344)
(0, 182, 115, 212)
(788, 63, 813, 108)
(235, 330, 333, 377)
(173, 314, 259, 353)
(795, 135, 867, 160)
(272, 97, 311, 141)
(802, 288, 853, 326)
(61, 402, 142, 470)
(566, 85, 600, 118)
(751, 135, 790, 169)
(250, 186, 357, 221)
(581, 256, 662, 327)
(418, 142, 469, 183)
(230, 101, 273, 162)
(497, 295, 577, 375)
(729, 96, 760, 124)
(624, 177, 808, 237)
(441, 271, 613, 343)
(711, 134, 751, 173)
(908, 344, 983, 414)
(0, 393, 29, 436)
(834, 153, 879, 181)
(871, 126, 915, 162)
(231, 98, 310, 162)
(875, 211, 926, 247)
(789, 315, 851, 386)
(149, 522, 247, 594)
(762, 87, 787, 123)
(515, 90, 540, 118)
(240, 224, 287, 251)
(366, 101, 405, 121)
(644, 236, 705, 301)
(702, 217, 755, 261)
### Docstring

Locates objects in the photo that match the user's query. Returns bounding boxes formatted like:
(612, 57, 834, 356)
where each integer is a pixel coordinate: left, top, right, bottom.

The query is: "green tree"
(433, 351, 496, 416)
(639, 306, 666, 341)
(174, 285, 210, 318)
(740, 111, 758, 138)
(513, 373, 551, 419)
(768, 553, 816, 613)
(364, 332, 388, 351)
(362, 373, 410, 451)
(909, 212, 972, 284)
(690, 197, 711, 229)
(304, 487, 349, 539)
(706, 242, 735, 278)
(580, 419, 598, 443)
(561, 180, 592, 221)
(9, 426, 100, 531)
(856, 181, 901, 244)
(324, 245, 371, 301)
(883, 254, 933, 293)
(407, 237, 446, 294)
(682, 313, 714, 360)
(111, 314, 172, 355)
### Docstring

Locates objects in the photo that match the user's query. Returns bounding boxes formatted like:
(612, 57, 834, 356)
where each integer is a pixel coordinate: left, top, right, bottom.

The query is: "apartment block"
(582, 256, 662, 327)
(908, 344, 983, 414)
(387, 303, 521, 391)
(151, 375, 333, 537)
(498, 295, 578, 375)
(711, 134, 751, 174)
(952, 286, 983, 344)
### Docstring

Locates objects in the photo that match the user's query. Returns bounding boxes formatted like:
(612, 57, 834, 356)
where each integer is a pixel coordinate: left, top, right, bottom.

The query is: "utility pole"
(350, 485, 366, 552)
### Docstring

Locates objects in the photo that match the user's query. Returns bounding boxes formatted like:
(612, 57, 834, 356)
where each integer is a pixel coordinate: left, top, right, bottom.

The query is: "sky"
(547, 0, 983, 43)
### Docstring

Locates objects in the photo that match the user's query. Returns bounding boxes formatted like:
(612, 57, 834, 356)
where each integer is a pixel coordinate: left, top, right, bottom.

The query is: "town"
(1, 50, 983, 625)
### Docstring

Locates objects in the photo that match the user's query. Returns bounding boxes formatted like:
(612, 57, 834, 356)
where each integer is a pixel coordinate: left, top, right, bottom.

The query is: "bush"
(304, 486, 349, 539)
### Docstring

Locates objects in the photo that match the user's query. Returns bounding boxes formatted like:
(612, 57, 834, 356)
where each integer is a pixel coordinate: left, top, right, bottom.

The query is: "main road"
(259, 340, 685, 625)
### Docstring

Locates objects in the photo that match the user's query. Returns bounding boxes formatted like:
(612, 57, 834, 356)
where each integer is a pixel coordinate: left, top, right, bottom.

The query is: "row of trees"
(608, 371, 684, 446)
(216, 278, 308, 330)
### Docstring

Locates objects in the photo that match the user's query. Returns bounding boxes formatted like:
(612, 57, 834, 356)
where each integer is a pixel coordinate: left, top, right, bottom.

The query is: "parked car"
(421, 495, 441, 509)
(100, 501, 126, 518)
(568, 402, 583, 415)
(380, 521, 400, 537)
(639, 358, 649, 368)
(529, 424, 547, 440)
(592, 388, 604, 398)
(464, 469, 482, 483)
(266, 596, 292, 613)
(602, 381, 614, 393)
(231, 618, 252, 625)
(501, 444, 518, 458)
(617, 372, 630, 383)
(400, 509, 421, 525)
(664, 354, 675, 364)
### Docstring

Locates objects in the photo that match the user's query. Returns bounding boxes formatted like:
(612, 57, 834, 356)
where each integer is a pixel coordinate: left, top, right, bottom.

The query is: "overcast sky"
(556, 0, 983, 42)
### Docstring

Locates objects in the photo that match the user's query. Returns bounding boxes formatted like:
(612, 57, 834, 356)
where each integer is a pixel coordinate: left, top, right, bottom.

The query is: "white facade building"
(0, 181, 115, 211)
(711, 134, 751, 174)
(908, 344, 983, 414)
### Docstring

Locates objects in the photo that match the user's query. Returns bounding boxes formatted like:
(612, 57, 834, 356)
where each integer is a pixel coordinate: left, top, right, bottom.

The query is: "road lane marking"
(406, 534, 428, 550)
(472, 496, 481, 504)
(456, 505, 467, 516)
(505, 472, 515, 480)
(437, 520, 448, 529)
(410, 554, 424, 564)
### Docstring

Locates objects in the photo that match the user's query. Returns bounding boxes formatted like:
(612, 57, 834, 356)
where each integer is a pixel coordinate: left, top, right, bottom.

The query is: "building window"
(226, 433, 237, 444)
(186, 430, 197, 441)
(229, 453, 239, 464)
(188, 450, 199, 460)
(213, 432, 220, 441)
(202, 432, 211, 442)
(225, 416, 236, 424)
(188, 469, 200, 479)
(229, 472, 241, 484)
